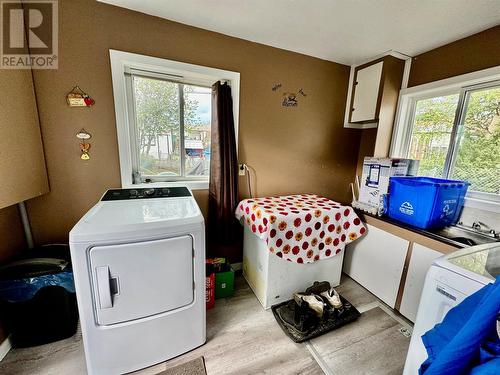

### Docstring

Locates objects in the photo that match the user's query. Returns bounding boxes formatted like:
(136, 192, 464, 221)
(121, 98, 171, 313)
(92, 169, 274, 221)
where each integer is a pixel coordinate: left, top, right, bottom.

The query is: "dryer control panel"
(101, 187, 191, 201)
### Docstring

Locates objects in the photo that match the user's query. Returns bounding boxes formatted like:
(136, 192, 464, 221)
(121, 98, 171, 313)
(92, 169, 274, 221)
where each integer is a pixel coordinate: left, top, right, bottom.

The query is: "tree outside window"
(132, 76, 211, 178)
(408, 85, 500, 195)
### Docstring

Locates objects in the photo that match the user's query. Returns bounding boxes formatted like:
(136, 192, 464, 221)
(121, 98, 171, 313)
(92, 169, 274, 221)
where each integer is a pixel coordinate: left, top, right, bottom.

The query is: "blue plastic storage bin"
(388, 177, 470, 229)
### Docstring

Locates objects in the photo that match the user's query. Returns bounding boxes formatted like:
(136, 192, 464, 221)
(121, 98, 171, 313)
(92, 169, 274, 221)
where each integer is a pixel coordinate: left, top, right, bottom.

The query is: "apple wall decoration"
(66, 85, 95, 107)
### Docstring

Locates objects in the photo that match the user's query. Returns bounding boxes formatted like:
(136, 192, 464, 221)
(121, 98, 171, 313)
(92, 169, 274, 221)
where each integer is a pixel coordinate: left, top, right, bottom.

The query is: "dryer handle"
(96, 266, 113, 309)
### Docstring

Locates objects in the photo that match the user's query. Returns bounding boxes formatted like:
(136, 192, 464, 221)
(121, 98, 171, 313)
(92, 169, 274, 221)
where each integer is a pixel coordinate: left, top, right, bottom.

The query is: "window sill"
(123, 180, 209, 191)
(464, 196, 500, 214)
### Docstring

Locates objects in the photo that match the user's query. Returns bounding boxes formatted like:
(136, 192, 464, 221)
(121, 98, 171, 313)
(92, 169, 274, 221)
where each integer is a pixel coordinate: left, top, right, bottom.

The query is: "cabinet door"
(0, 67, 48, 208)
(399, 243, 442, 322)
(343, 223, 409, 308)
(350, 61, 383, 123)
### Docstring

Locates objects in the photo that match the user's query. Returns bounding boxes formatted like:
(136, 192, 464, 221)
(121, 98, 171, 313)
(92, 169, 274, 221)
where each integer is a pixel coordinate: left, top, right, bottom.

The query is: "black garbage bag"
(0, 245, 78, 347)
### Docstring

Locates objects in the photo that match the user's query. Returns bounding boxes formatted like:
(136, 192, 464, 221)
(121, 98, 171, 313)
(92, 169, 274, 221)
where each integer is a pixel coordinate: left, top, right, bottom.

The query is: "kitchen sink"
(434, 225, 499, 247)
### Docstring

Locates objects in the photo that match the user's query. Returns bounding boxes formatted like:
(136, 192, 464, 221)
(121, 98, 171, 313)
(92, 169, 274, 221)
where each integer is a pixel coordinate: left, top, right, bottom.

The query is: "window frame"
(109, 49, 240, 190)
(391, 65, 500, 208)
(126, 73, 212, 183)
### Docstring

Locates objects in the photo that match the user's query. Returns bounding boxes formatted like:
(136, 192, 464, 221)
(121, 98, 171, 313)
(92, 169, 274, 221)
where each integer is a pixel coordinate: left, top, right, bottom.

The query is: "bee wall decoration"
(272, 83, 307, 107)
(76, 129, 92, 160)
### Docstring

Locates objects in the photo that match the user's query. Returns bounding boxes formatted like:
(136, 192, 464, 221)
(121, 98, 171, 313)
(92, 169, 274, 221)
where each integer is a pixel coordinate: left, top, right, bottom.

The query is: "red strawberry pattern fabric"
(235, 194, 366, 264)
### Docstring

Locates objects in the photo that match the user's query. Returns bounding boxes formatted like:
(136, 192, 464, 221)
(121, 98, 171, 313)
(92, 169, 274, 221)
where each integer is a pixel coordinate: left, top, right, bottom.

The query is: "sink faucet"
(472, 221, 499, 238)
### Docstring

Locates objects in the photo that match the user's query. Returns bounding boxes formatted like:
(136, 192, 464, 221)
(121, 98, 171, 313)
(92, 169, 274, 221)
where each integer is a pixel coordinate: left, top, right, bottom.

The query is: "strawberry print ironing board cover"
(235, 194, 366, 264)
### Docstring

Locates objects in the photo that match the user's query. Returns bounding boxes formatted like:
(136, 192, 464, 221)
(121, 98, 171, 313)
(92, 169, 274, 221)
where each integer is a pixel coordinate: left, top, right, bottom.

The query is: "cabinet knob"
(351, 108, 355, 111)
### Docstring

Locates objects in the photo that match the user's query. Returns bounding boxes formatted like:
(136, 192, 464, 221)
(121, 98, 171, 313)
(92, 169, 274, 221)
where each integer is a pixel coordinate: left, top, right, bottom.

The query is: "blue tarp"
(0, 271, 75, 303)
(419, 277, 500, 374)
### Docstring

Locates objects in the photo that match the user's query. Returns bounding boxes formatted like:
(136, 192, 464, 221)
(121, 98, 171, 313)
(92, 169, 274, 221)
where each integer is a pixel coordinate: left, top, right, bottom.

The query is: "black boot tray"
(271, 295, 361, 343)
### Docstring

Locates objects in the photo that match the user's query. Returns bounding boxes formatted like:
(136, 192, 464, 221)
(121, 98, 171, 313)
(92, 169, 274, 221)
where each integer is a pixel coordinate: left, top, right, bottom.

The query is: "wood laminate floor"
(0, 275, 411, 375)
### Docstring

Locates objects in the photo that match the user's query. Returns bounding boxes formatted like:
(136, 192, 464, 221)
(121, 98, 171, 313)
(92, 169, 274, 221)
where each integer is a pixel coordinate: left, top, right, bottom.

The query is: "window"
(130, 75, 211, 180)
(408, 93, 459, 178)
(449, 85, 500, 195)
(109, 50, 240, 189)
(392, 67, 500, 202)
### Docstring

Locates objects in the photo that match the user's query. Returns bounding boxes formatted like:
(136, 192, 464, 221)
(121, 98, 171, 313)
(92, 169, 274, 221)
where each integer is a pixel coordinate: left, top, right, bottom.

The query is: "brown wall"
(27, 0, 359, 244)
(408, 26, 500, 87)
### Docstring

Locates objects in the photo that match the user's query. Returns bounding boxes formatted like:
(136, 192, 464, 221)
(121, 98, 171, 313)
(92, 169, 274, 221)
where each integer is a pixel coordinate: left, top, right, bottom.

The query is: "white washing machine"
(403, 242, 499, 374)
(69, 187, 205, 375)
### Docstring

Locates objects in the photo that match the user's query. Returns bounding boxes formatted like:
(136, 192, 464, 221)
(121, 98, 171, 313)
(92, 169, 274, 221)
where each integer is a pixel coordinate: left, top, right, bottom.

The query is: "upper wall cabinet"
(347, 56, 406, 173)
(0, 67, 49, 209)
(350, 61, 384, 123)
(346, 56, 405, 128)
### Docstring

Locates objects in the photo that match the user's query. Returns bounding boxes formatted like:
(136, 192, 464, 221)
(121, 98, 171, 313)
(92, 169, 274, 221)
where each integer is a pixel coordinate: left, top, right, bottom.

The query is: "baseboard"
(0, 335, 12, 362)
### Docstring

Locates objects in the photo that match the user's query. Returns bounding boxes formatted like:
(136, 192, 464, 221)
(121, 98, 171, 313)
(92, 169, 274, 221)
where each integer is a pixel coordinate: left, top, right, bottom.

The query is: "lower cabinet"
(344, 223, 409, 308)
(344, 221, 447, 322)
(399, 243, 442, 322)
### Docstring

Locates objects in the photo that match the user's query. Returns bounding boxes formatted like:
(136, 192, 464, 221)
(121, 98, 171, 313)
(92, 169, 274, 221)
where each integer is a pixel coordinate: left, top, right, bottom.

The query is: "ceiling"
(98, 0, 500, 65)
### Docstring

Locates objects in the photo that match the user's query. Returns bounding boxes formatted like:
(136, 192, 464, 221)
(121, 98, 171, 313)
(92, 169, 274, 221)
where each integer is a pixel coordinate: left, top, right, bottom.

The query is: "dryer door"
(89, 236, 193, 326)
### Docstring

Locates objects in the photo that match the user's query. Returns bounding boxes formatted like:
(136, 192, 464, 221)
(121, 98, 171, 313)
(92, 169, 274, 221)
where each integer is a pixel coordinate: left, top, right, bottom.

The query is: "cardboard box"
(358, 157, 419, 210)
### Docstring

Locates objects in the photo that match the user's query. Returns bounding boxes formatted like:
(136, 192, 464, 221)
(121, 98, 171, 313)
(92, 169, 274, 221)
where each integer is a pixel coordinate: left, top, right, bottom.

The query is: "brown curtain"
(207, 81, 241, 262)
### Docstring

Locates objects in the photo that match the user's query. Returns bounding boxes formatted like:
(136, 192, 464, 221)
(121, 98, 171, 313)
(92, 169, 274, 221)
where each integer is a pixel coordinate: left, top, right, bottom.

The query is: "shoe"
(294, 293, 327, 318)
(321, 288, 343, 309)
(305, 281, 331, 295)
(277, 300, 317, 333)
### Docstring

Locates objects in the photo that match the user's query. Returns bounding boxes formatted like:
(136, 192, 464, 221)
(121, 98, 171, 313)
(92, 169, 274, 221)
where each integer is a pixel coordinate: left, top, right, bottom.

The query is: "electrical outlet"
(238, 164, 246, 176)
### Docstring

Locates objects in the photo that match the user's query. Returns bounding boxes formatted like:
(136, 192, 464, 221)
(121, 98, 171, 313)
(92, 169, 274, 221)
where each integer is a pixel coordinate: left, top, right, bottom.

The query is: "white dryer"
(69, 187, 205, 375)
(403, 242, 499, 374)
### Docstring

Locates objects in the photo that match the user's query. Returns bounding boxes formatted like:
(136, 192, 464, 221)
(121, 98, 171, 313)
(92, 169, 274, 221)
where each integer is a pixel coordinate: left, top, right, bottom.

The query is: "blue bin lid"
(390, 176, 470, 187)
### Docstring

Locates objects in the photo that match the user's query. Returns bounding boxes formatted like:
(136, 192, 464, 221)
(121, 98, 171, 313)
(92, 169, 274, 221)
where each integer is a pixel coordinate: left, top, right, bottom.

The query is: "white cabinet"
(399, 243, 442, 322)
(343, 223, 409, 308)
(344, 55, 405, 144)
(350, 62, 383, 123)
